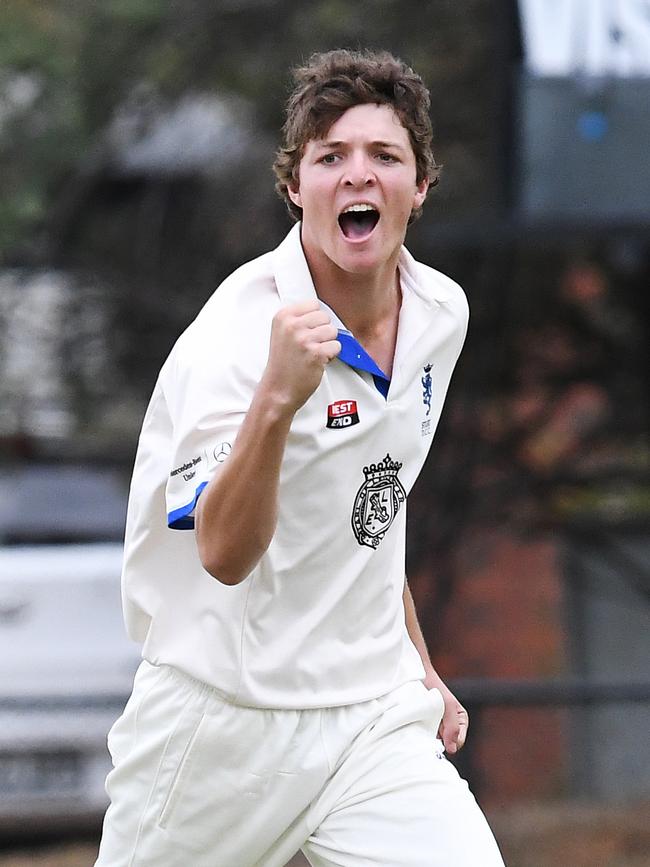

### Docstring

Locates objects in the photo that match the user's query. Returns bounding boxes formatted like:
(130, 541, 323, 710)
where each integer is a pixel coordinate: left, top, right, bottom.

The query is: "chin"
(343, 237, 400, 271)
(348, 254, 385, 273)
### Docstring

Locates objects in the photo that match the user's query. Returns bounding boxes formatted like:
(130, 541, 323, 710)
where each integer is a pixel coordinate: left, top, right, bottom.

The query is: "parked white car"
(0, 465, 140, 833)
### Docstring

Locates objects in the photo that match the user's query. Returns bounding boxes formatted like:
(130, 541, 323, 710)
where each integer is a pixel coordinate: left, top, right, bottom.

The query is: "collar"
(272, 222, 454, 308)
(397, 244, 455, 306)
(272, 225, 389, 386)
(272, 223, 318, 305)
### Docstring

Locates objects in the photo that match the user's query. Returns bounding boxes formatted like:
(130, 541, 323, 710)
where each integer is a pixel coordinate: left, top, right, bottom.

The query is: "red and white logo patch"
(327, 400, 359, 429)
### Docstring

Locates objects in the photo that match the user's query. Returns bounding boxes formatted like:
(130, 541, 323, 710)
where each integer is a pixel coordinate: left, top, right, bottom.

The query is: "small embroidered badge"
(422, 364, 432, 417)
(327, 400, 359, 429)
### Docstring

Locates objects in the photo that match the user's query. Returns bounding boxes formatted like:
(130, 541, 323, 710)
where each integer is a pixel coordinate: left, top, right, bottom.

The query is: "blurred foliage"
(408, 237, 648, 547)
(0, 0, 514, 459)
(0, 0, 514, 260)
(0, 0, 521, 432)
(0, 1, 83, 252)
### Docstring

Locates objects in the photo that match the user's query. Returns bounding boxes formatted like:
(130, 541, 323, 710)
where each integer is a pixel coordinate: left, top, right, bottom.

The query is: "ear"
(412, 177, 429, 210)
(287, 180, 302, 209)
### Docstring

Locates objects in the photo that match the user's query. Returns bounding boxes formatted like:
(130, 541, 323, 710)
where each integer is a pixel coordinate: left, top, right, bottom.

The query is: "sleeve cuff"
(167, 480, 209, 530)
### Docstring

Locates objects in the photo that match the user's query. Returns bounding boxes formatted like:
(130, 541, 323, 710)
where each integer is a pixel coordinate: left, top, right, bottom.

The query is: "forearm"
(195, 384, 295, 585)
(195, 301, 340, 585)
(403, 579, 436, 682)
(403, 577, 469, 751)
(403, 578, 453, 692)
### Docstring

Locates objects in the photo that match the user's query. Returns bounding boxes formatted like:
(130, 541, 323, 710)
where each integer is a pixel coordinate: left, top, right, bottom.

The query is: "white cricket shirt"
(121, 223, 469, 708)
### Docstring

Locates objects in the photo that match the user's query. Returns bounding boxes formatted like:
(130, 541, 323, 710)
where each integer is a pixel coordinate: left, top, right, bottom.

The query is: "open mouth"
(338, 204, 380, 240)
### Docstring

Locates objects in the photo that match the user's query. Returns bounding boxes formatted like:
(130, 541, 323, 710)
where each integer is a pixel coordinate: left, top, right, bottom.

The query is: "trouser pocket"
(157, 710, 207, 829)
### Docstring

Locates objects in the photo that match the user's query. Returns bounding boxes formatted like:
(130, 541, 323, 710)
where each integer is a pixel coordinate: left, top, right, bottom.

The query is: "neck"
(302, 243, 403, 377)
(305, 249, 402, 341)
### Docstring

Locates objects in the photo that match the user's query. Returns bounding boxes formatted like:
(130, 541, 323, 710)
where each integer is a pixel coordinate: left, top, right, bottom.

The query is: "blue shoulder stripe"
(167, 480, 209, 530)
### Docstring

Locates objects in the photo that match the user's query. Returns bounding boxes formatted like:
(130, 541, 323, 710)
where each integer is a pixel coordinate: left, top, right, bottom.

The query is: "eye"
(376, 152, 398, 164)
(319, 153, 340, 165)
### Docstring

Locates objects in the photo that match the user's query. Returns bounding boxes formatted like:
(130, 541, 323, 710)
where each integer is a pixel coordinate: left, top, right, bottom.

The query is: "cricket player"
(95, 49, 505, 866)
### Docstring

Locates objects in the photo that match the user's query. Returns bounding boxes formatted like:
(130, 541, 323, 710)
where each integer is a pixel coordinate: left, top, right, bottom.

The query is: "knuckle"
(273, 308, 290, 327)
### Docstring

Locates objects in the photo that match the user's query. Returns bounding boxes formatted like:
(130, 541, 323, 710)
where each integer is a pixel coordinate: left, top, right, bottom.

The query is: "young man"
(96, 50, 505, 867)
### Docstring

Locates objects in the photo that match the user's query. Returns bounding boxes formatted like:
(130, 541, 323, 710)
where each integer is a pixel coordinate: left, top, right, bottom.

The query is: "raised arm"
(195, 300, 340, 585)
(403, 578, 469, 754)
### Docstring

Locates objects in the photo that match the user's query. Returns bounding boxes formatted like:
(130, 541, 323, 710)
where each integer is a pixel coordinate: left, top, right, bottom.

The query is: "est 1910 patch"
(327, 400, 359, 429)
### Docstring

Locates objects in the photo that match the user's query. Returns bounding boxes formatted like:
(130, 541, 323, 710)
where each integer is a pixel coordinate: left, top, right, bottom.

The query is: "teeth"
(341, 204, 377, 214)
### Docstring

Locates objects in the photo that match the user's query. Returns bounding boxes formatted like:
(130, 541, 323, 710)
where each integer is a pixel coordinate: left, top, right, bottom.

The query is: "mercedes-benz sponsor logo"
(213, 442, 232, 464)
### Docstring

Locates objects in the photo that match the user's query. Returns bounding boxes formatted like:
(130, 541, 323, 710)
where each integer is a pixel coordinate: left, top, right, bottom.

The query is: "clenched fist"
(261, 300, 341, 412)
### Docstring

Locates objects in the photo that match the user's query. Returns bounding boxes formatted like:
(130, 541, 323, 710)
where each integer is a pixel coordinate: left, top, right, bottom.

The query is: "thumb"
(442, 721, 460, 754)
(441, 711, 468, 754)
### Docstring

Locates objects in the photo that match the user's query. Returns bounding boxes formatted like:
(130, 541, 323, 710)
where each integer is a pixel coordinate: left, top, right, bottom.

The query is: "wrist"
(423, 669, 438, 687)
(254, 380, 300, 424)
(423, 669, 448, 693)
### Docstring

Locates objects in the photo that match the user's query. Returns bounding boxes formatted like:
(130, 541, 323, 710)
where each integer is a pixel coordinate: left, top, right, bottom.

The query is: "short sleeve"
(162, 331, 263, 530)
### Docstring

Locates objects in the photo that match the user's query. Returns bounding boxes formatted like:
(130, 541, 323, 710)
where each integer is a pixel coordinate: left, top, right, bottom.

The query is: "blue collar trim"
(336, 330, 390, 397)
(372, 375, 390, 398)
(337, 331, 388, 379)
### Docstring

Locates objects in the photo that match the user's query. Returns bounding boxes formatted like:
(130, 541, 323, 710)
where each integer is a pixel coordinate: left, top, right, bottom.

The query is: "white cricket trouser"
(95, 661, 505, 867)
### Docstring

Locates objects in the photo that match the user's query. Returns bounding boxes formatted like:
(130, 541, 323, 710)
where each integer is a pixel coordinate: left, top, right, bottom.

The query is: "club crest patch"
(327, 400, 359, 429)
(351, 454, 406, 548)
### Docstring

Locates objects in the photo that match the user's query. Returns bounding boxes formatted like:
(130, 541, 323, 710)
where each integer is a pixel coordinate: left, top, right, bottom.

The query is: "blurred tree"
(0, 0, 86, 255)
(2, 0, 515, 263)
(0, 0, 518, 427)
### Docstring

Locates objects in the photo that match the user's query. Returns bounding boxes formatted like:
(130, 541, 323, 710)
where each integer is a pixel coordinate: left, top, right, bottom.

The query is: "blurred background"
(0, 1, 648, 865)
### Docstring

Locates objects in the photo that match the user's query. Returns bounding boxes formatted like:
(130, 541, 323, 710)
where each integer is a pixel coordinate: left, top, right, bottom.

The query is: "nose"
(343, 152, 376, 188)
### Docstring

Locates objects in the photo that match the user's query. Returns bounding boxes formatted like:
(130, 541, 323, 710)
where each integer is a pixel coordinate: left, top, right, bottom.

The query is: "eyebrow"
(314, 139, 406, 151)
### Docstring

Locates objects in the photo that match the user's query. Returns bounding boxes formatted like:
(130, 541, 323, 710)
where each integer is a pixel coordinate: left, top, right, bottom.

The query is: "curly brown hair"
(273, 49, 440, 223)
